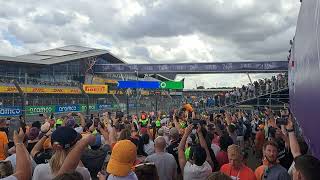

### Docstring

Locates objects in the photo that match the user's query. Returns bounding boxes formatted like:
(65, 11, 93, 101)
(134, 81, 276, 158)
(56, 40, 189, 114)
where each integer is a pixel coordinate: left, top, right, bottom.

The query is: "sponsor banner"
(55, 105, 80, 113)
(118, 81, 160, 89)
(94, 61, 288, 74)
(92, 77, 118, 84)
(26, 106, 55, 115)
(0, 86, 81, 94)
(83, 85, 108, 94)
(80, 104, 97, 112)
(97, 104, 113, 110)
(0, 86, 19, 93)
(112, 104, 126, 109)
(0, 107, 22, 117)
(160, 81, 184, 90)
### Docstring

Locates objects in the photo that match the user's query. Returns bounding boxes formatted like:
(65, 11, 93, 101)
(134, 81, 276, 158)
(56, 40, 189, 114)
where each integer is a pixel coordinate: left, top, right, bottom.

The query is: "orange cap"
(184, 104, 193, 112)
(107, 140, 137, 176)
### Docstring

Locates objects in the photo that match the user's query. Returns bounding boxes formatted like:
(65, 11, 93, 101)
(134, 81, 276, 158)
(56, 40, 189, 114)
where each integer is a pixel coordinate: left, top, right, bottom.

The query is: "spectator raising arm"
(286, 115, 301, 158)
(31, 130, 51, 158)
(197, 125, 213, 167)
(178, 124, 193, 171)
(98, 125, 110, 146)
(57, 134, 95, 176)
(77, 112, 86, 128)
(12, 128, 31, 180)
(173, 111, 181, 132)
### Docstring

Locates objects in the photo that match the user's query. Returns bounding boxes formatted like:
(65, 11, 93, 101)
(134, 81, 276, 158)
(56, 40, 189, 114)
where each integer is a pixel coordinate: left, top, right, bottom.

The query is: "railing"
(222, 78, 288, 106)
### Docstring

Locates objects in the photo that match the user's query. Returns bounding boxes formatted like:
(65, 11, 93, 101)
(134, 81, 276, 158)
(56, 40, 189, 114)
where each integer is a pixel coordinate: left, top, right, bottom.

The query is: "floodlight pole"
(126, 89, 130, 117)
(135, 70, 138, 115)
(247, 73, 253, 84)
(12, 80, 26, 121)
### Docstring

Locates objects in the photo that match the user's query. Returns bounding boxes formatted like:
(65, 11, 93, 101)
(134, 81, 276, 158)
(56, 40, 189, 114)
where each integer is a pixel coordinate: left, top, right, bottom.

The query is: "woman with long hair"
(32, 127, 91, 180)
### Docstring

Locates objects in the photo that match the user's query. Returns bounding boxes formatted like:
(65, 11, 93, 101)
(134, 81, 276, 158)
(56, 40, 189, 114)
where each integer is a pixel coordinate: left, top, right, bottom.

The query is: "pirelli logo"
(83, 85, 108, 94)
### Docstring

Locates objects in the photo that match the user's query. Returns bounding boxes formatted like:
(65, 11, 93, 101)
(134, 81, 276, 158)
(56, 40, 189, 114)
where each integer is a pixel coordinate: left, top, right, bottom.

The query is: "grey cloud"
(33, 11, 75, 26)
(8, 23, 44, 44)
(121, 0, 297, 44)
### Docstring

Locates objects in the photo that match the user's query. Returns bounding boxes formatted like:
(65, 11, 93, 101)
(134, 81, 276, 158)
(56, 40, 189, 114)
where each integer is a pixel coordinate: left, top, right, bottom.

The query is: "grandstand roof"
(0, 45, 125, 65)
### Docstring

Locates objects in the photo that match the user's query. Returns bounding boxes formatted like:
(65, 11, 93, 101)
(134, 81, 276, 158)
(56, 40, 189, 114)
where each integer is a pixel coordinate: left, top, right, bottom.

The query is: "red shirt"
(221, 163, 257, 180)
(216, 151, 229, 167)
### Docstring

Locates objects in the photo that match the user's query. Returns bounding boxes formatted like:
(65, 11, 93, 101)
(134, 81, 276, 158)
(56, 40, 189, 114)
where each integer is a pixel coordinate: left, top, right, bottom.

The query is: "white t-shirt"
(74, 127, 83, 134)
(0, 175, 17, 180)
(183, 161, 212, 180)
(107, 172, 138, 180)
(211, 143, 221, 156)
(144, 141, 155, 155)
(32, 163, 91, 180)
(6, 154, 37, 173)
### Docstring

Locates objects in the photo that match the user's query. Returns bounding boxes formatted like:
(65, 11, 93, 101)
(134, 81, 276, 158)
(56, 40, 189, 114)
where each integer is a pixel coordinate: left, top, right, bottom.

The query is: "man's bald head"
(154, 136, 166, 151)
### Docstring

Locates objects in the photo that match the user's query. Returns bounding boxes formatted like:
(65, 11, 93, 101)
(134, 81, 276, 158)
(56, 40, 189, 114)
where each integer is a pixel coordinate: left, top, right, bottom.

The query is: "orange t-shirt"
(0, 132, 8, 160)
(221, 163, 257, 180)
(254, 159, 280, 180)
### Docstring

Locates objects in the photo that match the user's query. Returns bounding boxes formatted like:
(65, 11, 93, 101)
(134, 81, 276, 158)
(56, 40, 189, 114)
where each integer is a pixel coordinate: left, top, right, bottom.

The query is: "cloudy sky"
(0, 0, 300, 88)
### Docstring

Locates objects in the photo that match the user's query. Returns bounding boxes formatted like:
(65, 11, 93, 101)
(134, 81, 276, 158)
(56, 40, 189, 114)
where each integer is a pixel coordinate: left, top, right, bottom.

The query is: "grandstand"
(0, 45, 181, 120)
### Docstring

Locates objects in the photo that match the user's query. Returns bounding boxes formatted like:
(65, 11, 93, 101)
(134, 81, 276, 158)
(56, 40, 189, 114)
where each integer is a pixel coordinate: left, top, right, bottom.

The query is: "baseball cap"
(51, 127, 80, 149)
(107, 140, 137, 177)
(28, 127, 40, 141)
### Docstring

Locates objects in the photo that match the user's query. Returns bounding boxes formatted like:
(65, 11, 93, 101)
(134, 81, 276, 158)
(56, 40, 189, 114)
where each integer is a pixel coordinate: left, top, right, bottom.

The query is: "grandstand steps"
(222, 86, 289, 109)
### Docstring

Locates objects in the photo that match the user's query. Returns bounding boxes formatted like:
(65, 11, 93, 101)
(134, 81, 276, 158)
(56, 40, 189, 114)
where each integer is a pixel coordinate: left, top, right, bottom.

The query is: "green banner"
(160, 81, 184, 89)
(80, 104, 96, 112)
(26, 105, 55, 115)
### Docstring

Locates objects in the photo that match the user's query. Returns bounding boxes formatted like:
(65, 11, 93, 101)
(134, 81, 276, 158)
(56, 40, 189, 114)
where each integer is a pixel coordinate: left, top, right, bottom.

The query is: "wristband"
(287, 129, 294, 133)
(15, 143, 24, 146)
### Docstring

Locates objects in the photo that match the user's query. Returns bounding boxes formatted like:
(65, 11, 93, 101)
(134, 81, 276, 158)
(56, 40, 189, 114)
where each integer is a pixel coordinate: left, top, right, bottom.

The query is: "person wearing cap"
(220, 144, 256, 180)
(32, 127, 90, 180)
(107, 140, 138, 180)
(139, 113, 149, 128)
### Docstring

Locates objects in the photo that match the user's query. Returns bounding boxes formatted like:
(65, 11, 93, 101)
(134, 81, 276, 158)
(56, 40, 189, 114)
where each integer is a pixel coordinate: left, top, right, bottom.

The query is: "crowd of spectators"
(0, 103, 318, 180)
(183, 73, 288, 108)
(0, 77, 79, 87)
(222, 73, 288, 106)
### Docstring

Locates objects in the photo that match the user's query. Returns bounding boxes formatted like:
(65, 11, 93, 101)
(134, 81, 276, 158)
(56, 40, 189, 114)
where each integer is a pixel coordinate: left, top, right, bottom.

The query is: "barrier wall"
(290, 0, 320, 159)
